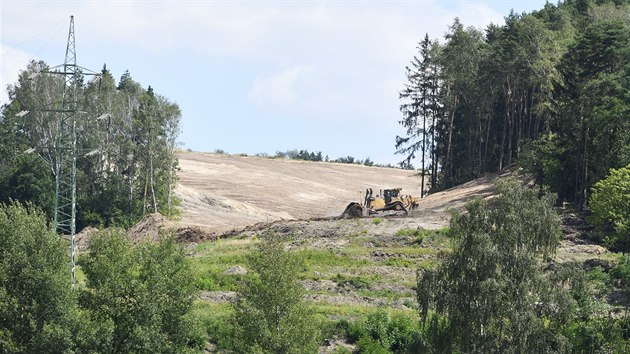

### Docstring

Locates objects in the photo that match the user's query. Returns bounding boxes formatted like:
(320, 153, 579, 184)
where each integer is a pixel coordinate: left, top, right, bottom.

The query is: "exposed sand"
(175, 151, 423, 233)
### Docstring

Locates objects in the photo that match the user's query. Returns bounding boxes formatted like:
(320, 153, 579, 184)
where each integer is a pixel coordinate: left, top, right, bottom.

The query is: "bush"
(231, 234, 318, 353)
(589, 164, 630, 252)
(78, 230, 203, 353)
(0, 202, 73, 353)
(347, 309, 419, 353)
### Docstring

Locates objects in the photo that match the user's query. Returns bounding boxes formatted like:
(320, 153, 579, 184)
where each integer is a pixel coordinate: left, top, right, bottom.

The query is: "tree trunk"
(574, 115, 585, 206)
(499, 99, 509, 171)
(421, 97, 427, 198)
(445, 96, 458, 185)
(142, 170, 148, 215)
(149, 150, 157, 214)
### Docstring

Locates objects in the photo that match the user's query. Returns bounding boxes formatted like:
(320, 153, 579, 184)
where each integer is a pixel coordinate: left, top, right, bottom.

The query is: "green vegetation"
(396, 227, 450, 246)
(231, 234, 318, 353)
(0, 65, 181, 229)
(2, 1, 629, 352)
(589, 164, 630, 252)
(0, 202, 203, 353)
(78, 230, 203, 353)
(417, 179, 567, 352)
(273, 148, 386, 167)
(414, 179, 630, 353)
(397, 0, 630, 205)
(345, 309, 419, 353)
(0, 202, 73, 352)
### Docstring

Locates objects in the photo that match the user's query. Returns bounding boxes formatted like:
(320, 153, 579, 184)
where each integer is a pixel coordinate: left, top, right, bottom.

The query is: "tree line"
(273, 148, 378, 166)
(0, 62, 181, 229)
(397, 0, 630, 204)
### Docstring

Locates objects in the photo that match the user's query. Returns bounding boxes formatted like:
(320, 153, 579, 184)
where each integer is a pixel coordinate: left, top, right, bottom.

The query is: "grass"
(396, 227, 451, 246)
(188, 223, 444, 331)
(299, 248, 374, 268)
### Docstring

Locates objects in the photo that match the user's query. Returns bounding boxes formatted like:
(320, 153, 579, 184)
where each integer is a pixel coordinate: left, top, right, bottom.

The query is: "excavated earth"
(172, 150, 512, 235)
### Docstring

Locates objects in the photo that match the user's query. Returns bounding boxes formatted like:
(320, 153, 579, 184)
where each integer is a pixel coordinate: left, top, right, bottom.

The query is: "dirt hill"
(175, 151, 424, 233)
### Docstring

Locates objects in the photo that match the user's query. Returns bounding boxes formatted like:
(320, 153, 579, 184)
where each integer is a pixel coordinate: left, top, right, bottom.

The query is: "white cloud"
(248, 65, 312, 110)
(0, 45, 33, 104)
(1, 0, 547, 162)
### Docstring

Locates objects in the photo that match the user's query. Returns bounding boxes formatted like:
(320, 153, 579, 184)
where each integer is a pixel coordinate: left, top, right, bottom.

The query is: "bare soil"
(174, 150, 505, 234)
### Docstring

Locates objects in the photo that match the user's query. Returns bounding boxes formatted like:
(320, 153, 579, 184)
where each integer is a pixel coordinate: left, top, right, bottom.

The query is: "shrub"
(231, 234, 318, 353)
(347, 309, 419, 353)
(589, 164, 630, 252)
(78, 230, 203, 353)
(0, 202, 73, 352)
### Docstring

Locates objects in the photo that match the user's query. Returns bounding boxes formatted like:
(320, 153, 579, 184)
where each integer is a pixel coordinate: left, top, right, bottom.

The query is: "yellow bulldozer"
(342, 188, 419, 218)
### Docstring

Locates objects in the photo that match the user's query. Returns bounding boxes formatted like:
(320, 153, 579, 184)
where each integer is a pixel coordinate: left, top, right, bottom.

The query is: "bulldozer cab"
(383, 188, 401, 205)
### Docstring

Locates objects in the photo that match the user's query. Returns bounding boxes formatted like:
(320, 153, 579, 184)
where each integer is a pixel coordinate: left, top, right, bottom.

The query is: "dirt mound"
(128, 213, 165, 243)
(74, 226, 99, 251)
(176, 225, 216, 243)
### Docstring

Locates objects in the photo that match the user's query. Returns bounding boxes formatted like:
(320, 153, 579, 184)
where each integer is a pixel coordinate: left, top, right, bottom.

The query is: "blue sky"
(2, 0, 549, 165)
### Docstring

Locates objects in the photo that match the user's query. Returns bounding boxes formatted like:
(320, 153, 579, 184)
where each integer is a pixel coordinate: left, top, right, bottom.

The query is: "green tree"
(1, 61, 183, 229)
(397, 33, 439, 196)
(416, 179, 576, 353)
(556, 16, 630, 206)
(232, 234, 317, 353)
(0, 202, 73, 352)
(77, 230, 203, 353)
(0, 154, 55, 219)
(589, 164, 630, 252)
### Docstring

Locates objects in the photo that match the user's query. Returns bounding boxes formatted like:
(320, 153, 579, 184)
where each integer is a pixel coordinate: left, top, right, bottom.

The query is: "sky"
(1, 0, 549, 165)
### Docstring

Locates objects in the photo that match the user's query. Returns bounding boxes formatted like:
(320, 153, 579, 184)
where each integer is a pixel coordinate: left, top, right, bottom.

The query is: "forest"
(0, 64, 181, 229)
(397, 0, 630, 205)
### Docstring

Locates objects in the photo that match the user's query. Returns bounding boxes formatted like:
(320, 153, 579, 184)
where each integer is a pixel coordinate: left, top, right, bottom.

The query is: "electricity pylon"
(46, 15, 100, 288)
(55, 15, 80, 288)
(20, 16, 99, 288)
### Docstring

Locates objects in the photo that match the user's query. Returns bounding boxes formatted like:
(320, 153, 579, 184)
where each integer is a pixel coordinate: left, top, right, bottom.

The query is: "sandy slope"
(174, 151, 508, 234)
(175, 151, 422, 233)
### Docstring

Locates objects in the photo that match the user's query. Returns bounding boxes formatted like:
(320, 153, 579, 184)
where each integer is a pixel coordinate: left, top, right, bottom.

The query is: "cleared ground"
(175, 151, 422, 233)
(175, 150, 501, 234)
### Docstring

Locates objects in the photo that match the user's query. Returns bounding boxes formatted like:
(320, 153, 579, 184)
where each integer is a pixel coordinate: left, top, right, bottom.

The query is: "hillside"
(175, 151, 423, 233)
(175, 150, 515, 234)
(179, 153, 615, 353)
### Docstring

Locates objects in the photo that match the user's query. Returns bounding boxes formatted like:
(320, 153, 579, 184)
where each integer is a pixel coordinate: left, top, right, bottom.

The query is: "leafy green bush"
(347, 309, 419, 353)
(0, 202, 73, 352)
(78, 230, 203, 353)
(589, 164, 630, 252)
(356, 336, 390, 353)
(231, 234, 318, 353)
(372, 217, 383, 225)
